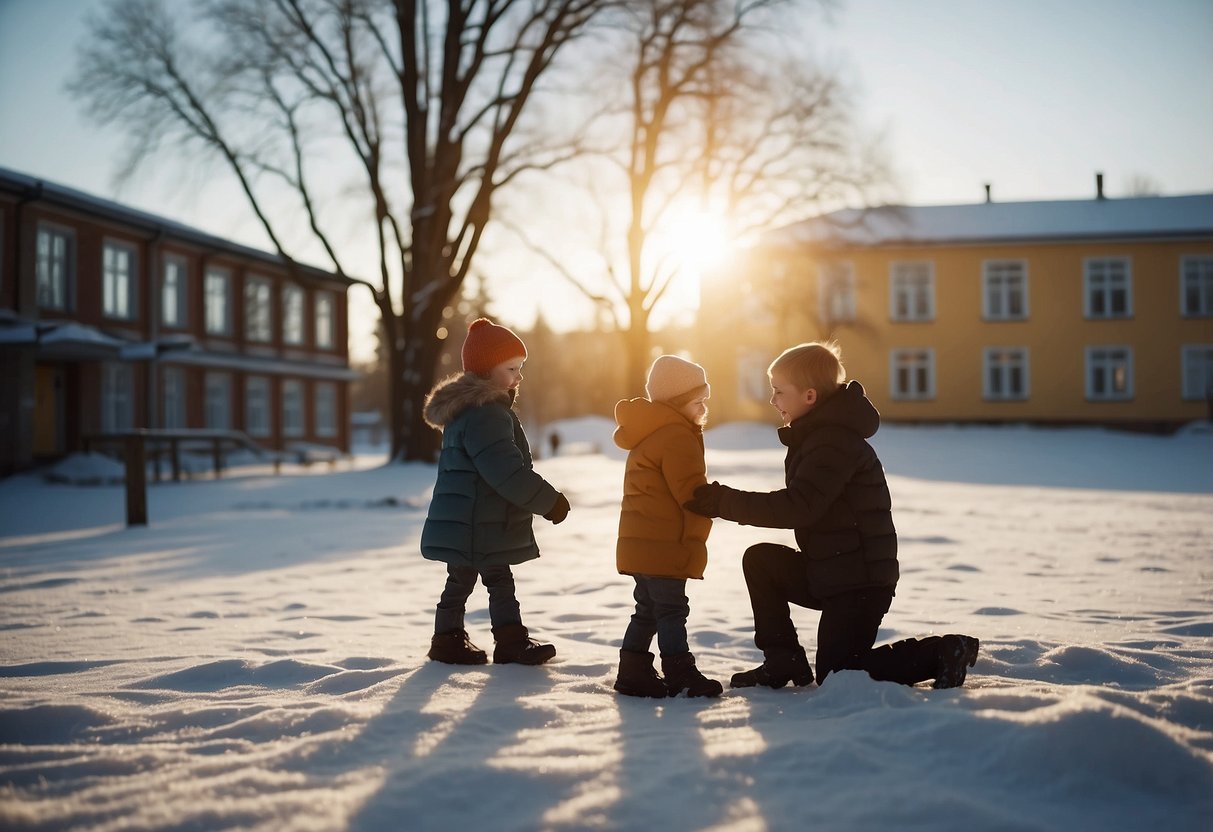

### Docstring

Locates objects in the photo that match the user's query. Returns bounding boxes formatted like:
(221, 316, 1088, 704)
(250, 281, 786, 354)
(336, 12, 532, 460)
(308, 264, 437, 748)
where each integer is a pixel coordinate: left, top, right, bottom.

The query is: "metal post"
(124, 433, 147, 526)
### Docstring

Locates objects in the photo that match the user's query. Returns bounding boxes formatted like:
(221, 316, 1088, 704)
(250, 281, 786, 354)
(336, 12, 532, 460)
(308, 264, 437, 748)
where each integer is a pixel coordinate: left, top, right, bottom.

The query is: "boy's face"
(680, 396, 709, 427)
(769, 369, 817, 425)
(487, 357, 525, 392)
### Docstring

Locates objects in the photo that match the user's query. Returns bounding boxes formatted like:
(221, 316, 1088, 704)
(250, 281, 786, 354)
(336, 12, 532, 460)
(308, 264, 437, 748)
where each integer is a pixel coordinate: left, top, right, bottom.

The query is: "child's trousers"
(435, 564, 522, 633)
(621, 575, 690, 656)
(742, 542, 945, 685)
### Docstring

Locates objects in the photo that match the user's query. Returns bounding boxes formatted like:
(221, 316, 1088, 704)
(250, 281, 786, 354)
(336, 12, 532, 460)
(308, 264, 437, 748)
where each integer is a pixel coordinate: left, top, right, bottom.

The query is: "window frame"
(982, 347, 1030, 402)
(102, 238, 138, 321)
(1180, 256, 1213, 318)
(282, 283, 305, 346)
(1083, 257, 1133, 320)
(889, 260, 935, 323)
(314, 291, 335, 350)
(244, 274, 274, 343)
(162, 366, 187, 429)
(1085, 345, 1134, 402)
(889, 348, 936, 401)
(244, 375, 272, 438)
(281, 379, 305, 437)
(161, 253, 189, 329)
(204, 371, 232, 429)
(1181, 345, 1213, 401)
(101, 362, 135, 431)
(981, 259, 1029, 321)
(36, 223, 75, 311)
(817, 261, 857, 324)
(204, 267, 232, 336)
(314, 381, 338, 438)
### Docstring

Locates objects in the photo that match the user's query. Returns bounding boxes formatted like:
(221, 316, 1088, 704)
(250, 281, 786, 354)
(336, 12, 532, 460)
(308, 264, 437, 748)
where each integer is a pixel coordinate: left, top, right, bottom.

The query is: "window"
(890, 261, 934, 322)
(738, 350, 773, 403)
(315, 382, 338, 438)
(245, 276, 273, 342)
(162, 255, 188, 328)
(1182, 346, 1213, 401)
(983, 348, 1029, 401)
(315, 292, 335, 349)
(205, 268, 231, 335)
(1085, 346, 1133, 401)
(204, 372, 232, 429)
(102, 241, 137, 319)
(982, 260, 1028, 320)
(1084, 257, 1132, 319)
(890, 349, 935, 400)
(282, 380, 305, 437)
(245, 376, 271, 437)
(818, 261, 856, 324)
(36, 225, 73, 310)
(1181, 257, 1213, 317)
(283, 284, 305, 345)
(101, 363, 134, 431)
(162, 367, 186, 429)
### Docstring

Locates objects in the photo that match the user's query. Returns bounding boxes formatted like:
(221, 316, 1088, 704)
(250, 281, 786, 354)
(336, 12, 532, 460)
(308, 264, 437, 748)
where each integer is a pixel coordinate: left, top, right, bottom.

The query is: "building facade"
(699, 186, 1213, 430)
(0, 168, 357, 477)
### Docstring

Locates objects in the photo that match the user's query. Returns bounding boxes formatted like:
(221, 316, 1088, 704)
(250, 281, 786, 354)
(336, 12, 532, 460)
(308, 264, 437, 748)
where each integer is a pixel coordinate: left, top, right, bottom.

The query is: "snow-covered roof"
(769, 193, 1213, 249)
(0, 167, 356, 287)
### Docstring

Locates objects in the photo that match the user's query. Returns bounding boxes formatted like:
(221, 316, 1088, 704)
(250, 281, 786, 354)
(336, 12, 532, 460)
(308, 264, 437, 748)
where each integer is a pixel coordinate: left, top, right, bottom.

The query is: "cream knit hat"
(645, 355, 710, 405)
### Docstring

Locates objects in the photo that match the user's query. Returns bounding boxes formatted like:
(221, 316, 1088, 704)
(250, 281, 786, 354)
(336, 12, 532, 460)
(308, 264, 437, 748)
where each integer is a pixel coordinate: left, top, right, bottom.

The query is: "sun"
(649, 207, 737, 320)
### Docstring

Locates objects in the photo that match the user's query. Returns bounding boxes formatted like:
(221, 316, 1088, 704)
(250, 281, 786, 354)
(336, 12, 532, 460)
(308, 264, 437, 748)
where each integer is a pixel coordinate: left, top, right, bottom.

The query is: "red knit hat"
(461, 318, 528, 376)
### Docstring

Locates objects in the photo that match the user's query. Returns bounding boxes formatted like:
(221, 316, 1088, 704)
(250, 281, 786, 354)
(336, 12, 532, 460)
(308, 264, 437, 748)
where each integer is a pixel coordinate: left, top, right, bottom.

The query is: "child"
(612, 355, 723, 698)
(685, 342, 979, 689)
(420, 318, 571, 666)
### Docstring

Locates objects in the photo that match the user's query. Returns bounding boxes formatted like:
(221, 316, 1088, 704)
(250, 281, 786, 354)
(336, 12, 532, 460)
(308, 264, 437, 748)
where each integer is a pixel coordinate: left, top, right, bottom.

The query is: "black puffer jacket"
(715, 380, 898, 598)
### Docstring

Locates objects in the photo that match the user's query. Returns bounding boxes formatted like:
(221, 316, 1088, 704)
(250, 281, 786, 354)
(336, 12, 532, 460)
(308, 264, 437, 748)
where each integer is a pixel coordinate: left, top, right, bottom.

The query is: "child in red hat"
(420, 318, 571, 665)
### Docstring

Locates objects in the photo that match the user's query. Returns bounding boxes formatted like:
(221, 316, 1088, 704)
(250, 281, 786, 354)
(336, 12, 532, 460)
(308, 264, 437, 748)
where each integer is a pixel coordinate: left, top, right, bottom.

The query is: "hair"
(768, 341, 846, 398)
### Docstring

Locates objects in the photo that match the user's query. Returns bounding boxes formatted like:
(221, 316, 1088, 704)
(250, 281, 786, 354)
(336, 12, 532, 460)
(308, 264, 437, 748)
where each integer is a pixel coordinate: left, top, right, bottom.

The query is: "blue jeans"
(435, 564, 522, 633)
(621, 575, 690, 656)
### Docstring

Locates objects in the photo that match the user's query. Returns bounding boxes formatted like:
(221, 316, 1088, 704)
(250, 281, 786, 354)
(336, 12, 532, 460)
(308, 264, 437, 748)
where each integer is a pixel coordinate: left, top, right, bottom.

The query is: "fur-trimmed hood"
(423, 372, 515, 429)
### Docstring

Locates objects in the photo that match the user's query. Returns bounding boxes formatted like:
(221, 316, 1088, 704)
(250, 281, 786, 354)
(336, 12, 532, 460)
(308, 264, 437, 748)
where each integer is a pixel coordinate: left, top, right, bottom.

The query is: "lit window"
(1085, 346, 1133, 401)
(205, 268, 231, 335)
(162, 255, 187, 328)
(283, 285, 305, 345)
(315, 292, 335, 349)
(36, 225, 73, 310)
(245, 276, 273, 342)
(103, 241, 137, 320)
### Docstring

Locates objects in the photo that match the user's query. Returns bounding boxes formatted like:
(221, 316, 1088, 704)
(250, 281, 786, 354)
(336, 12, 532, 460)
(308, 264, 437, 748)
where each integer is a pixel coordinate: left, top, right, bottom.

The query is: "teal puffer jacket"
(420, 373, 560, 567)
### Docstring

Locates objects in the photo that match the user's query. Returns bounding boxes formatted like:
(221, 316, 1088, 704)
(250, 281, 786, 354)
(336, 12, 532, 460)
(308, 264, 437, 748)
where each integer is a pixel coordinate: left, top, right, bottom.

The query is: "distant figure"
(612, 355, 722, 698)
(685, 341, 980, 690)
(420, 318, 571, 667)
(549, 430, 561, 458)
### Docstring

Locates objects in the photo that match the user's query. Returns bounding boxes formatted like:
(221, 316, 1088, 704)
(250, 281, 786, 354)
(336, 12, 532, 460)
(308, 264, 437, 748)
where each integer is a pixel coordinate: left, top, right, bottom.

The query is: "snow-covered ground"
(1, 421, 1211, 831)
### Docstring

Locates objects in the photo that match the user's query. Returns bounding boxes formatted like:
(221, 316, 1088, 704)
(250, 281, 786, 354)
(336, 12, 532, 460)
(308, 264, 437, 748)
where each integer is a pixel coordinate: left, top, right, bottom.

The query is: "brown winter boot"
(613, 649, 669, 698)
(427, 630, 488, 665)
(492, 623, 557, 665)
(729, 646, 814, 689)
(662, 652, 723, 698)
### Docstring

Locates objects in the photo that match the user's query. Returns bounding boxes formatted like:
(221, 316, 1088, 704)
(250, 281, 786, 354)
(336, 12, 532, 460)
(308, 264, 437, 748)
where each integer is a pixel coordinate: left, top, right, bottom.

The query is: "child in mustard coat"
(612, 355, 722, 698)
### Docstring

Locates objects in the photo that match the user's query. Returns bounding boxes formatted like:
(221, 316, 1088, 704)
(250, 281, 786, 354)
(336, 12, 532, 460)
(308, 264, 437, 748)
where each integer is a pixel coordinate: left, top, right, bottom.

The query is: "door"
(33, 364, 65, 456)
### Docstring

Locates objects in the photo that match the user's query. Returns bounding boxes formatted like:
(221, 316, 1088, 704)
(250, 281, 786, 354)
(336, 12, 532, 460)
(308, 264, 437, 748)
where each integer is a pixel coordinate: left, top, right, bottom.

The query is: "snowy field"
(1, 420, 1211, 831)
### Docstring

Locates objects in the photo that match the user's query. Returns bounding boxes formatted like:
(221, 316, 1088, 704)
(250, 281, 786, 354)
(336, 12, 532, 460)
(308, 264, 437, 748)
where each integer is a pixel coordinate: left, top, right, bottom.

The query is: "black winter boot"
(613, 649, 669, 698)
(492, 623, 557, 665)
(730, 646, 814, 689)
(932, 634, 980, 689)
(662, 653, 723, 698)
(427, 630, 488, 665)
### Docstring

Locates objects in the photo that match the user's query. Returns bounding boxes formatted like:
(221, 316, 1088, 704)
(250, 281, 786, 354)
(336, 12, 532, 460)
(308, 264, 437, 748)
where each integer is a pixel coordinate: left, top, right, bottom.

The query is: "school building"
(0, 167, 357, 477)
(698, 178, 1213, 430)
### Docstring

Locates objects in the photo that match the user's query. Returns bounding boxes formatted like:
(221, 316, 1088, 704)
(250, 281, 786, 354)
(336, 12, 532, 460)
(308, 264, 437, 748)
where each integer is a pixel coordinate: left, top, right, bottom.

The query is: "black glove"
(683, 481, 726, 518)
(544, 492, 571, 525)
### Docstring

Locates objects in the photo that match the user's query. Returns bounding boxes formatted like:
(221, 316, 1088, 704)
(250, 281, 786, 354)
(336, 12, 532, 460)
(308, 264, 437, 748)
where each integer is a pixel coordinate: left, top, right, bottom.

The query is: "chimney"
(984, 183, 992, 203)
(1096, 172, 1105, 200)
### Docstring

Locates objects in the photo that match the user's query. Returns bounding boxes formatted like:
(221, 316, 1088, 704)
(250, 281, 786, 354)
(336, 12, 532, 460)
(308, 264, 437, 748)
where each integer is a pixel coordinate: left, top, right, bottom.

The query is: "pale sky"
(3, 0, 1212, 360)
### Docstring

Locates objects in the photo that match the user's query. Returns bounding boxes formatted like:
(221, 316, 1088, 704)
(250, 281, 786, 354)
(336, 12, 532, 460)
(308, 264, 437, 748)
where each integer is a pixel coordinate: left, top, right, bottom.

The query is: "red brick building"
(0, 167, 357, 477)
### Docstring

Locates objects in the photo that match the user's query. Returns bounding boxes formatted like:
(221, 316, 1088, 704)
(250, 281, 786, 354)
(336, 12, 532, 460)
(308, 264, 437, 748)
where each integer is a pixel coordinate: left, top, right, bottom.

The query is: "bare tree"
(70, 0, 609, 461)
(503, 0, 886, 389)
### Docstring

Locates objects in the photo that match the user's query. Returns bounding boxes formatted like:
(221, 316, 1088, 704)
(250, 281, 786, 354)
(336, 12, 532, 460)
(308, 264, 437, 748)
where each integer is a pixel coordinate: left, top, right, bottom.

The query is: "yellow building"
(699, 187, 1213, 430)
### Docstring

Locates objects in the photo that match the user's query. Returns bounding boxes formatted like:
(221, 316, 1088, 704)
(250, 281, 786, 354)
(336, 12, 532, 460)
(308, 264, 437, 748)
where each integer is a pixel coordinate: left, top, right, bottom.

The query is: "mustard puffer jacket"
(614, 398, 712, 579)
